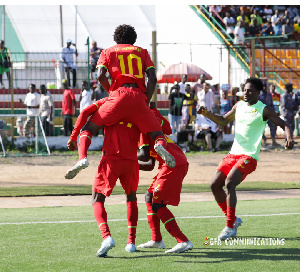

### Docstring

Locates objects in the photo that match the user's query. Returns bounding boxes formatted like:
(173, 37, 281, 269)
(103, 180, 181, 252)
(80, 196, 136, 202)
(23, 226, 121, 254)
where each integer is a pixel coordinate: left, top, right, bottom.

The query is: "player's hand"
(197, 106, 207, 115)
(67, 139, 77, 151)
(285, 139, 294, 150)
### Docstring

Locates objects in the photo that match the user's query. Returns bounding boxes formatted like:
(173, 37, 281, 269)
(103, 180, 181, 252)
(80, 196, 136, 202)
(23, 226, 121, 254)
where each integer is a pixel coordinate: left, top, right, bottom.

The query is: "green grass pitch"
(0, 198, 299, 272)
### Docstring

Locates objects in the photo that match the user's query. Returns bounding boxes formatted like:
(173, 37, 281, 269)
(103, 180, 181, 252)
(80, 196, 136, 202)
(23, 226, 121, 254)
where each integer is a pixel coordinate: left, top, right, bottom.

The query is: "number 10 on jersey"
(118, 54, 143, 78)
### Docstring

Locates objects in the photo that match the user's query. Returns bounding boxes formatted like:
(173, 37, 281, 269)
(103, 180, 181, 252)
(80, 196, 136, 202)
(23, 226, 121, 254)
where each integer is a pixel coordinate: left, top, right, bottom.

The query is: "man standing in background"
(62, 80, 76, 136)
(90, 41, 103, 80)
(39, 84, 54, 136)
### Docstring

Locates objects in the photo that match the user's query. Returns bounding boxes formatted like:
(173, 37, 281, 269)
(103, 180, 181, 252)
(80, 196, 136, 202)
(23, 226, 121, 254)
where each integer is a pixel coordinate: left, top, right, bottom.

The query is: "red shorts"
(148, 163, 189, 206)
(89, 87, 161, 133)
(93, 157, 139, 196)
(217, 154, 257, 181)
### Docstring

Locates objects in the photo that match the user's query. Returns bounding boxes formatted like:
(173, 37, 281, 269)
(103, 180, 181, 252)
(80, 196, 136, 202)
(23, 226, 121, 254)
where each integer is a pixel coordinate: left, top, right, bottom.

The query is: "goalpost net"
(0, 114, 51, 157)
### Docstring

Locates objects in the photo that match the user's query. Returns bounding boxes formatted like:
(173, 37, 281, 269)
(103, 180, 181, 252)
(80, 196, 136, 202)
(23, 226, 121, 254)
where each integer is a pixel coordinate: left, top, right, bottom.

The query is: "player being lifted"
(137, 102, 193, 253)
(197, 77, 294, 240)
(65, 24, 175, 179)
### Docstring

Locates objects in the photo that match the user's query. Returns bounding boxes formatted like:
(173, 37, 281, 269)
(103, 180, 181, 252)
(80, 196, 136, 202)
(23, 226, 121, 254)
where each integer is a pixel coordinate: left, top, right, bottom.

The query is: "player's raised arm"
(197, 102, 238, 126)
(263, 106, 294, 150)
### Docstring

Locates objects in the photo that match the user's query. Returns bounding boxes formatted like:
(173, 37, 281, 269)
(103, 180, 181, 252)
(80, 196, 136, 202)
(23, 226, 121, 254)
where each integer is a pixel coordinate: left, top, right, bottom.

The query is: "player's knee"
(145, 192, 153, 203)
(126, 191, 137, 202)
(152, 203, 166, 213)
(92, 191, 106, 204)
(225, 178, 236, 191)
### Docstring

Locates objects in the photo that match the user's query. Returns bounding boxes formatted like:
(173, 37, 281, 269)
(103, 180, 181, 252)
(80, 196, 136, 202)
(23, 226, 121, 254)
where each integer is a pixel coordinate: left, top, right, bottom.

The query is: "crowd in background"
(205, 5, 300, 44)
(167, 74, 300, 151)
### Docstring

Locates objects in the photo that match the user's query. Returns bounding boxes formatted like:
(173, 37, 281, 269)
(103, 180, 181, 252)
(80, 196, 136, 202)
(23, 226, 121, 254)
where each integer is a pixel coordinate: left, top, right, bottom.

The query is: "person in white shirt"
(39, 84, 54, 136)
(179, 74, 187, 94)
(19, 83, 40, 137)
(223, 11, 236, 40)
(79, 80, 93, 113)
(234, 21, 245, 44)
(60, 39, 78, 88)
(195, 114, 222, 152)
(197, 82, 215, 112)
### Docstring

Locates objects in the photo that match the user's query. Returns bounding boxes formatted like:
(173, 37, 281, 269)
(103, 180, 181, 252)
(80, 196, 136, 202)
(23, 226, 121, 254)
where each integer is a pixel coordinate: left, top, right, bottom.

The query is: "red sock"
(154, 135, 167, 148)
(218, 200, 227, 215)
(127, 201, 138, 244)
(226, 207, 236, 229)
(156, 207, 188, 243)
(78, 130, 92, 160)
(92, 202, 111, 240)
(146, 202, 162, 242)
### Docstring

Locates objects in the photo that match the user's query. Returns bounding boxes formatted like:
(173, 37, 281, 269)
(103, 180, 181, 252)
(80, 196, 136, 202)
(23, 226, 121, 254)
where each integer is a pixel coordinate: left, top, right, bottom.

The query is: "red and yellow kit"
(97, 44, 155, 92)
(90, 44, 161, 133)
(216, 154, 257, 181)
(93, 121, 140, 197)
(139, 109, 189, 206)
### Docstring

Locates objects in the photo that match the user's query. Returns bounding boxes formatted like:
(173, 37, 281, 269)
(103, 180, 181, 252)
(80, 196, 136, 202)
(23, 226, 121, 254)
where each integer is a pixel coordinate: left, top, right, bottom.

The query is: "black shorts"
(197, 129, 222, 140)
(91, 62, 97, 72)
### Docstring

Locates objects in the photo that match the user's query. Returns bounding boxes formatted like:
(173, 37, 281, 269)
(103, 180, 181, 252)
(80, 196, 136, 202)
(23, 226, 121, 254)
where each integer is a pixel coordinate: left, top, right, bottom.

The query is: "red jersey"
(97, 44, 155, 92)
(102, 121, 140, 161)
(62, 89, 76, 115)
(139, 109, 188, 168)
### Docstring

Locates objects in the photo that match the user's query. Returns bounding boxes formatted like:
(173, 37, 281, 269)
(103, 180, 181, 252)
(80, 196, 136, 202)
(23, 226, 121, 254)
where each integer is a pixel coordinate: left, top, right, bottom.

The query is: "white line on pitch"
(0, 213, 299, 226)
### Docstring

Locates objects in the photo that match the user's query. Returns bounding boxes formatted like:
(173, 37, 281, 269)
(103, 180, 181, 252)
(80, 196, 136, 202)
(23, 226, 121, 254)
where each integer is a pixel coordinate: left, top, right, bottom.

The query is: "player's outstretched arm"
(197, 103, 237, 126)
(263, 106, 294, 150)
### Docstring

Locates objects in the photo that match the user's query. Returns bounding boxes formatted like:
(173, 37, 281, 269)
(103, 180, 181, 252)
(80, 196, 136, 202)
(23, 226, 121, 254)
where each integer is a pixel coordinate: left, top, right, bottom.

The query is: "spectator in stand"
(223, 11, 236, 40)
(280, 83, 298, 143)
(181, 84, 197, 128)
(39, 84, 54, 136)
(0, 40, 11, 89)
(19, 84, 40, 137)
(259, 81, 279, 147)
(239, 5, 251, 17)
(219, 5, 230, 19)
(192, 74, 207, 94)
(79, 80, 93, 113)
(60, 39, 78, 88)
(250, 9, 263, 26)
(234, 21, 245, 44)
(236, 10, 250, 33)
(282, 18, 295, 35)
(263, 5, 273, 19)
(261, 18, 274, 36)
(195, 114, 223, 152)
(168, 84, 187, 135)
(62, 79, 76, 136)
(287, 5, 299, 20)
(179, 74, 187, 94)
(249, 18, 261, 36)
(220, 90, 232, 134)
(197, 82, 215, 112)
(294, 19, 300, 35)
(90, 41, 103, 80)
(283, 10, 292, 22)
(271, 10, 284, 35)
(270, 84, 281, 115)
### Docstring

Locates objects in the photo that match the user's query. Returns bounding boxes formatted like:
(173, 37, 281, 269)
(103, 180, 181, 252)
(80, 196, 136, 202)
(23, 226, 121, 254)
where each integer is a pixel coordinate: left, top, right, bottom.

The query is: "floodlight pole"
(152, 30, 157, 103)
(60, 5, 63, 48)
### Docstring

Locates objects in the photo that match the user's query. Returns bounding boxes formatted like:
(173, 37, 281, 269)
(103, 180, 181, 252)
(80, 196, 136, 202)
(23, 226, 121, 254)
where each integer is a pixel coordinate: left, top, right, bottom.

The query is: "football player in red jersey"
(137, 102, 193, 254)
(65, 25, 175, 179)
(64, 99, 140, 257)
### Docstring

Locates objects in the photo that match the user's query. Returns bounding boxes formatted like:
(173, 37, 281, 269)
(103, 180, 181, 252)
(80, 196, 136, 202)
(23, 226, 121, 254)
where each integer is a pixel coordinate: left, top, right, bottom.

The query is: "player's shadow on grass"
(174, 247, 300, 263)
